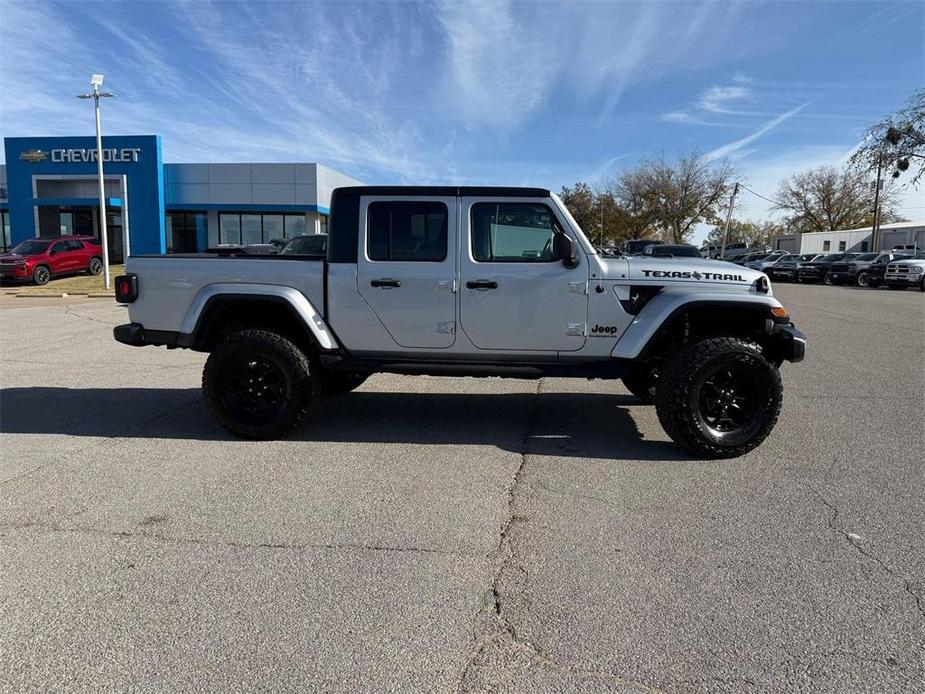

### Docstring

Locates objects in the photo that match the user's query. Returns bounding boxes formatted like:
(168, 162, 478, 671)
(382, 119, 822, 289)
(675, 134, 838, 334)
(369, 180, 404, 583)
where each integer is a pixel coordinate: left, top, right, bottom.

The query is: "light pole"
(78, 74, 114, 290)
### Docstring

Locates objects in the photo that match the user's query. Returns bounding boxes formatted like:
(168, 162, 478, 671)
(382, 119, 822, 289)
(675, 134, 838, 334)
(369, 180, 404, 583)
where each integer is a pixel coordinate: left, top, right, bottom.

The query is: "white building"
(773, 221, 925, 255)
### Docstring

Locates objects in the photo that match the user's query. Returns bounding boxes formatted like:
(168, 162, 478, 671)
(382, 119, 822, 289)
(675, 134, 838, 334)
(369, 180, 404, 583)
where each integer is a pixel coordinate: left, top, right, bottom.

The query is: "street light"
(77, 74, 115, 289)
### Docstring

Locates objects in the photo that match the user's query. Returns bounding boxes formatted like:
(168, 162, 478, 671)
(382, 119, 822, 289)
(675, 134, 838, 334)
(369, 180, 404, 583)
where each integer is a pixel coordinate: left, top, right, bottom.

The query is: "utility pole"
(871, 154, 882, 253)
(599, 193, 604, 250)
(720, 182, 740, 260)
(78, 74, 114, 290)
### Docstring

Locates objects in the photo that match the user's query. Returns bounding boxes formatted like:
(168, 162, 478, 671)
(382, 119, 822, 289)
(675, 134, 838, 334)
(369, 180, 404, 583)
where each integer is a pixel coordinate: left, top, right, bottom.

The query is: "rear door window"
(367, 201, 448, 261)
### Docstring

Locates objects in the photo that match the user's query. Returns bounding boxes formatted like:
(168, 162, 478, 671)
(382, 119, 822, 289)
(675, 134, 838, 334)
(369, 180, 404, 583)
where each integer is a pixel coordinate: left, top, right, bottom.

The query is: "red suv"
(0, 236, 104, 285)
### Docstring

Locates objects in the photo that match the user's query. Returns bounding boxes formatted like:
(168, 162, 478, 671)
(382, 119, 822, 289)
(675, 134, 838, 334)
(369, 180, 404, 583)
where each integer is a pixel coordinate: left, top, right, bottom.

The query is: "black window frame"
(366, 200, 449, 263)
(470, 201, 565, 264)
(167, 211, 208, 253)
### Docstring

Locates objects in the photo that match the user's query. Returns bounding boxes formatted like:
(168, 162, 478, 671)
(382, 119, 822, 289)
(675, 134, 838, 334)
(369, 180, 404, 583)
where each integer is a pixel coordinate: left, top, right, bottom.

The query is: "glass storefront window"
(263, 214, 284, 242)
(1, 212, 10, 252)
(241, 214, 262, 245)
(220, 214, 241, 245)
(320, 214, 328, 235)
(168, 212, 207, 253)
(284, 214, 305, 238)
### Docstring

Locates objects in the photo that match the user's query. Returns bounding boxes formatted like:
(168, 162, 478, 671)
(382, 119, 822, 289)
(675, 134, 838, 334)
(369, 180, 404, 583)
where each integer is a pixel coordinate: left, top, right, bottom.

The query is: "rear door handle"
(371, 278, 401, 288)
(466, 280, 498, 290)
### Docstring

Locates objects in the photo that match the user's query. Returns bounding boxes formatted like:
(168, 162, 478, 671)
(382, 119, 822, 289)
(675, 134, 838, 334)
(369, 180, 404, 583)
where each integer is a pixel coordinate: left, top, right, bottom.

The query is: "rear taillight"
(115, 274, 138, 303)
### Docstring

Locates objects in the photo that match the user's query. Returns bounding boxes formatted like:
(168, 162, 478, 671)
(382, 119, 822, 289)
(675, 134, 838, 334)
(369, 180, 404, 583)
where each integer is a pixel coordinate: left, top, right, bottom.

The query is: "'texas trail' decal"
(641, 270, 747, 281)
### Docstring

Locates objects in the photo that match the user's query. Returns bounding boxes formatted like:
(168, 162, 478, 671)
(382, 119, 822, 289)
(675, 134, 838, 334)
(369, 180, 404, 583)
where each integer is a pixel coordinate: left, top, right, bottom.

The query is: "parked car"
(621, 238, 664, 255)
(279, 234, 328, 256)
(736, 251, 770, 267)
(884, 252, 925, 291)
(642, 243, 701, 258)
(745, 250, 788, 270)
(765, 253, 819, 282)
(720, 242, 750, 261)
(0, 236, 104, 285)
(797, 253, 859, 284)
(826, 252, 880, 285)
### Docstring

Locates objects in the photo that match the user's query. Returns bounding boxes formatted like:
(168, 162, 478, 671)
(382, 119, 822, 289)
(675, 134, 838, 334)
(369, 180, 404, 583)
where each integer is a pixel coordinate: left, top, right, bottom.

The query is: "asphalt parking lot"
(1, 284, 923, 693)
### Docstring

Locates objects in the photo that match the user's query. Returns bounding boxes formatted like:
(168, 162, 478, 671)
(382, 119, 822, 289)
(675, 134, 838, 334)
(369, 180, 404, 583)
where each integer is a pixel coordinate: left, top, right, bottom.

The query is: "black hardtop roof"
(333, 185, 551, 198)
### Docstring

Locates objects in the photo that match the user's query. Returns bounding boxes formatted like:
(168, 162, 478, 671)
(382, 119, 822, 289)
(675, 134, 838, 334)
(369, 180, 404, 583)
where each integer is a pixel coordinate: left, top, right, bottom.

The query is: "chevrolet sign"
(19, 149, 49, 163)
(52, 148, 141, 163)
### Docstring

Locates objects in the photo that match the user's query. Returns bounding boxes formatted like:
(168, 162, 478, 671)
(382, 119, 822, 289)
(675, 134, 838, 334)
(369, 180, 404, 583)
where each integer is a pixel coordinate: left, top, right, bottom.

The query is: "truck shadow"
(0, 386, 691, 462)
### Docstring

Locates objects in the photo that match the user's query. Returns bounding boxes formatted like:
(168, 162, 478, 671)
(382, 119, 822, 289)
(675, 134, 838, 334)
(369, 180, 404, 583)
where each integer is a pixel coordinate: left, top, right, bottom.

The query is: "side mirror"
(553, 233, 580, 268)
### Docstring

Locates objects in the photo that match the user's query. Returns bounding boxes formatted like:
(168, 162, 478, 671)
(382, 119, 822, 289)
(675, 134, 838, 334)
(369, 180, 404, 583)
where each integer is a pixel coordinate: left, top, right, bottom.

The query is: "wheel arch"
(181, 284, 339, 353)
(612, 293, 785, 361)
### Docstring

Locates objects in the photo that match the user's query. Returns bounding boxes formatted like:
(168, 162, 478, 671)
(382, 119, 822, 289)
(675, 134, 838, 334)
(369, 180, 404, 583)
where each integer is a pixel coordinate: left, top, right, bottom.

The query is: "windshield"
(9, 240, 51, 255)
(279, 235, 327, 256)
(854, 253, 878, 262)
(653, 246, 700, 257)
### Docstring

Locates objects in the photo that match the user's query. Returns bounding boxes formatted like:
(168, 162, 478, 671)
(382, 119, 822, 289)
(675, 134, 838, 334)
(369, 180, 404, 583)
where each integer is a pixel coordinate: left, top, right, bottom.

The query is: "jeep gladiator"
(114, 186, 805, 458)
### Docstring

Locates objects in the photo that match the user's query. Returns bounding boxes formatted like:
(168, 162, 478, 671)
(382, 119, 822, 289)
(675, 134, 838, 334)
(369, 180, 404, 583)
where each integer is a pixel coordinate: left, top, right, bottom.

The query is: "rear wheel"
(202, 329, 317, 439)
(319, 370, 369, 397)
(655, 337, 782, 459)
(32, 265, 50, 285)
(87, 257, 103, 275)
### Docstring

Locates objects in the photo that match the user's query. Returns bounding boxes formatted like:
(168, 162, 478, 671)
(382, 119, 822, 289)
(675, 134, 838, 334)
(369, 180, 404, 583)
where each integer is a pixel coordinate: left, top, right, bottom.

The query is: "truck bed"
(124, 255, 326, 333)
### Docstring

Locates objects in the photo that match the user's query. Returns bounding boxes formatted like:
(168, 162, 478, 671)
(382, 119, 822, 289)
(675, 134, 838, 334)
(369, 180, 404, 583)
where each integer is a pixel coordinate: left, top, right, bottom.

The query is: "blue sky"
(1, 0, 923, 242)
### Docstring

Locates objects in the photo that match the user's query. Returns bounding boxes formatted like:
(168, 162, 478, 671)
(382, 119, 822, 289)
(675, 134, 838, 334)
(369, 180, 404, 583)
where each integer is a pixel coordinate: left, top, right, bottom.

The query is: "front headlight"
(909, 265, 924, 274)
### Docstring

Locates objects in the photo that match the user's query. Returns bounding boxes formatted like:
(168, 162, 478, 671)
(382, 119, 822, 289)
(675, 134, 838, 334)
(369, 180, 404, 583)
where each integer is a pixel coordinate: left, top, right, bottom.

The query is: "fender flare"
(610, 291, 784, 360)
(180, 283, 339, 351)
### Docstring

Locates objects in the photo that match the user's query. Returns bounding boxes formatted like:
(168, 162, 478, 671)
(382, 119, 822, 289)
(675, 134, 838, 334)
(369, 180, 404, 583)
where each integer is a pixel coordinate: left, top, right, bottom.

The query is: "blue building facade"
(0, 134, 362, 260)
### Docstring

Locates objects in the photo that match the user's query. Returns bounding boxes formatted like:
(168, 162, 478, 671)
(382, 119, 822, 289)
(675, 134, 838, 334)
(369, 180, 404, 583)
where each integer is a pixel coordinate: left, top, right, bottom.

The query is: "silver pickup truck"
(114, 186, 805, 458)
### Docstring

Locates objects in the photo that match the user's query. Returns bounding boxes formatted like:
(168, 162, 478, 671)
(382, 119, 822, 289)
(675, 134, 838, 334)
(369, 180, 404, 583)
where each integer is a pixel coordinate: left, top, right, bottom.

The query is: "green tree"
(704, 219, 786, 248)
(773, 165, 900, 232)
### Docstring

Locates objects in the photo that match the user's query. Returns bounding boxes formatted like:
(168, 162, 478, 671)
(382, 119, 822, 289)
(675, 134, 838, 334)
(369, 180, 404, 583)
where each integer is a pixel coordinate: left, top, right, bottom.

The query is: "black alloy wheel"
(32, 265, 51, 285)
(202, 329, 317, 439)
(655, 337, 782, 458)
(88, 257, 103, 275)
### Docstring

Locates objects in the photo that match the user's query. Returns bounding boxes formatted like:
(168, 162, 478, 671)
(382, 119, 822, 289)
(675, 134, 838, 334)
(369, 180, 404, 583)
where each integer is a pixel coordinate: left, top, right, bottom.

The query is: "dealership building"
(0, 135, 363, 260)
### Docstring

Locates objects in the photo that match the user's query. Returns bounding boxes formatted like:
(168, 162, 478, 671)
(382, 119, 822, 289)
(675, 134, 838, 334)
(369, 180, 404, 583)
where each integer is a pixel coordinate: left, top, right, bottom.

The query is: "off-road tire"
(655, 337, 782, 459)
(319, 371, 369, 397)
(32, 265, 51, 285)
(622, 368, 656, 404)
(202, 329, 317, 439)
(88, 257, 103, 275)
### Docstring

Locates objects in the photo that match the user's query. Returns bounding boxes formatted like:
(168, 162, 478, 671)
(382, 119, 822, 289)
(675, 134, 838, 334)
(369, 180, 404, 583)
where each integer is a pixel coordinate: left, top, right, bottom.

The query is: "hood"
(0, 254, 28, 263)
(602, 256, 767, 289)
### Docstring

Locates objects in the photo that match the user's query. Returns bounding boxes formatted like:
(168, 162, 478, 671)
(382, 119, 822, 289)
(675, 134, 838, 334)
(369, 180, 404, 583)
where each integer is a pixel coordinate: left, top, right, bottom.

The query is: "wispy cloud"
(705, 102, 812, 161)
(697, 85, 751, 114)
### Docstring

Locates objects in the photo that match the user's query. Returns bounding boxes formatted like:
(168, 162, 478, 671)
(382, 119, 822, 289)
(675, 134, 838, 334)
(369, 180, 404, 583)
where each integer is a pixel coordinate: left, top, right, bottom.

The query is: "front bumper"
(0, 265, 29, 279)
(767, 323, 806, 363)
(884, 273, 922, 284)
(827, 270, 855, 283)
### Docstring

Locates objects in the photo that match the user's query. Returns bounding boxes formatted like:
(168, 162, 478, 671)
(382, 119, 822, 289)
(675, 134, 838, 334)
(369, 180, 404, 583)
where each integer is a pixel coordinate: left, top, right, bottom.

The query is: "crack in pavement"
(63, 304, 120, 326)
(456, 380, 663, 694)
(0, 521, 475, 558)
(815, 490, 925, 619)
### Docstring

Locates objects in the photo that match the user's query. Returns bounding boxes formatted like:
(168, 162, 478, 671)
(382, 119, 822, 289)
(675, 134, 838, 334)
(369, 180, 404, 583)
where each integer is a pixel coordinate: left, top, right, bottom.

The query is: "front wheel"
(32, 265, 51, 285)
(87, 257, 103, 275)
(856, 272, 870, 288)
(655, 337, 782, 459)
(202, 329, 317, 439)
(823, 272, 834, 286)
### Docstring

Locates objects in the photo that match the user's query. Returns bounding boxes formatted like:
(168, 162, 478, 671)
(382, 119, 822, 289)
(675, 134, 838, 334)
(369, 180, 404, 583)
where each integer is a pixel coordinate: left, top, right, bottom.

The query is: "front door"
(459, 198, 588, 352)
(356, 196, 457, 349)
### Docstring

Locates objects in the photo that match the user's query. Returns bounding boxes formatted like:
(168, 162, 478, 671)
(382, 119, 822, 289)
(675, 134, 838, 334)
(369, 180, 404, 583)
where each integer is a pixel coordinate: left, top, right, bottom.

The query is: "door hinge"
(566, 322, 585, 336)
(568, 281, 588, 295)
(437, 321, 456, 335)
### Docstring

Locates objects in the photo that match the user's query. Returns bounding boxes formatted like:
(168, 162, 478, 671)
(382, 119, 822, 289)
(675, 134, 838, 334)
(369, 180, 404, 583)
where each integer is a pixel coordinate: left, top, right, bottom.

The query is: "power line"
(738, 183, 778, 205)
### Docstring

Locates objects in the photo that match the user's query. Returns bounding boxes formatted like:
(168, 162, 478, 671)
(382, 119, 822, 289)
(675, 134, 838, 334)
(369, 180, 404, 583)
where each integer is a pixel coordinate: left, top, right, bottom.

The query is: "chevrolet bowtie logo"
(19, 149, 49, 163)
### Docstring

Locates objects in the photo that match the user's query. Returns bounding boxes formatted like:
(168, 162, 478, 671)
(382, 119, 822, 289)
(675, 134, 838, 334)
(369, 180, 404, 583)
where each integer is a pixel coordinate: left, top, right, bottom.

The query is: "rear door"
(458, 197, 588, 352)
(356, 196, 457, 349)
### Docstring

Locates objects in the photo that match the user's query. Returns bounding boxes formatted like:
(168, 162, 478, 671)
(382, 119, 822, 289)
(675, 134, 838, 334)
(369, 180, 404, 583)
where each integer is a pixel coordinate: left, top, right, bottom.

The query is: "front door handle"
(466, 280, 498, 290)
(371, 278, 401, 288)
